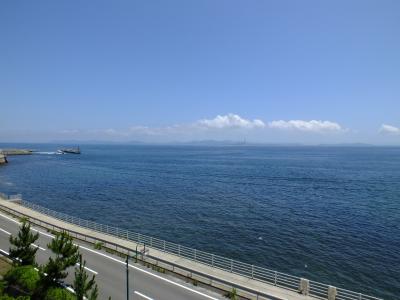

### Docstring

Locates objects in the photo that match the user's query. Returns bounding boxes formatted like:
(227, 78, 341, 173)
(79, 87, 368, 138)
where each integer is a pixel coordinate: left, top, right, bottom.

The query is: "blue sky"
(1, 0, 399, 144)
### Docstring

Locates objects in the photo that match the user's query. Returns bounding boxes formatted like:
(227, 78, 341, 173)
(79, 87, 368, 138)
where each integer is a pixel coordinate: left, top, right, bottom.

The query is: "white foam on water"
(35, 152, 57, 155)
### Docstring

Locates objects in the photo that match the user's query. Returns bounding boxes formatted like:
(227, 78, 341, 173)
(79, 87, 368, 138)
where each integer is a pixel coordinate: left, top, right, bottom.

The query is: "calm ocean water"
(0, 144, 399, 298)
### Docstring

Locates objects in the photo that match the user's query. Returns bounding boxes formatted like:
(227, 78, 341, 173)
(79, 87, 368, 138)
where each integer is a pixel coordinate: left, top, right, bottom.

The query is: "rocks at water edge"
(0, 152, 7, 164)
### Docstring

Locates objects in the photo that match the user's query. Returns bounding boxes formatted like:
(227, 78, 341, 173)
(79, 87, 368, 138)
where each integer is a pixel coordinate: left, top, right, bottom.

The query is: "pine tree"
(40, 231, 79, 289)
(88, 284, 99, 300)
(73, 254, 98, 300)
(9, 220, 39, 266)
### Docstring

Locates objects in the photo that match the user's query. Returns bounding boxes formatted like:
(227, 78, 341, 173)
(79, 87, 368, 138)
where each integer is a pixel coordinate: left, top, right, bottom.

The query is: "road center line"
(76, 263, 98, 275)
(0, 248, 9, 256)
(0, 228, 11, 235)
(134, 291, 154, 300)
(31, 243, 46, 251)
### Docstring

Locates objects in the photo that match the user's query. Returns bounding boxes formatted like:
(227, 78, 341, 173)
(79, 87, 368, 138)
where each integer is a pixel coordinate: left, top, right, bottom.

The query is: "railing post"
(178, 245, 181, 256)
(274, 271, 277, 285)
(299, 278, 309, 295)
(251, 265, 254, 279)
(194, 249, 197, 260)
(328, 286, 337, 300)
(230, 259, 233, 272)
(211, 254, 214, 267)
(163, 240, 166, 251)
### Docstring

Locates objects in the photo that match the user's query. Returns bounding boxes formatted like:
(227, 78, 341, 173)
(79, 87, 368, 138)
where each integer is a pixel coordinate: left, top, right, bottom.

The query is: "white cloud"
(268, 120, 343, 132)
(104, 128, 117, 135)
(380, 124, 400, 135)
(55, 115, 349, 143)
(60, 129, 79, 134)
(197, 114, 265, 129)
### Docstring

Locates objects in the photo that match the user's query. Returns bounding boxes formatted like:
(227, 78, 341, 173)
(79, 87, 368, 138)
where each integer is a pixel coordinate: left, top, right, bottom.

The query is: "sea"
(0, 144, 399, 299)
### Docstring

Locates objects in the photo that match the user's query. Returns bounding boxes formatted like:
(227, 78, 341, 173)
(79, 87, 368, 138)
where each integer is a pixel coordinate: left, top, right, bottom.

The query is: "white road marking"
(0, 213, 54, 238)
(0, 228, 11, 235)
(0, 248, 9, 256)
(31, 243, 46, 251)
(76, 263, 98, 275)
(0, 212, 219, 299)
(31, 228, 55, 238)
(134, 291, 154, 300)
(0, 212, 20, 224)
(77, 245, 219, 300)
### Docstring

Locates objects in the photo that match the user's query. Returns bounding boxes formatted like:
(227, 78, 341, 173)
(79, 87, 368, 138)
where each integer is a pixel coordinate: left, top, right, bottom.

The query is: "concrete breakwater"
(0, 148, 32, 164)
(2, 149, 32, 155)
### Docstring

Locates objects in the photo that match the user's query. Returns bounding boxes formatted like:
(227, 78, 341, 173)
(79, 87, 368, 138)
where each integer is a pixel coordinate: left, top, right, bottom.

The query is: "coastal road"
(0, 212, 225, 300)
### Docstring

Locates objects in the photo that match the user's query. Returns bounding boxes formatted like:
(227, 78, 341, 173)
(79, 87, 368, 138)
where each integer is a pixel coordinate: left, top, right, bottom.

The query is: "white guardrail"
(2, 194, 382, 300)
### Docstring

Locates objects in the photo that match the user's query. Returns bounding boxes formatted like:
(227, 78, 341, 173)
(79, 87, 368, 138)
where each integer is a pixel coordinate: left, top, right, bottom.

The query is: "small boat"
(58, 147, 81, 154)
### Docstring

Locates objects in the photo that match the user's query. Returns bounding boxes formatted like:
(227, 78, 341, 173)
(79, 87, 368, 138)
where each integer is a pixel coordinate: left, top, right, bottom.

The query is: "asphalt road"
(0, 212, 225, 300)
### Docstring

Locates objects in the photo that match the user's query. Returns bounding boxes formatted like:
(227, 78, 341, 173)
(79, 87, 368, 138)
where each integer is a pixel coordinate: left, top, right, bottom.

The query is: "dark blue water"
(0, 144, 399, 299)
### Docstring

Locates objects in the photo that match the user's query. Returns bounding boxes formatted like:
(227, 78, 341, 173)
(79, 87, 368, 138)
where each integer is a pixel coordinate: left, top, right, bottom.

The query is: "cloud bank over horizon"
(268, 120, 343, 132)
(1, 114, 399, 145)
(96, 114, 345, 137)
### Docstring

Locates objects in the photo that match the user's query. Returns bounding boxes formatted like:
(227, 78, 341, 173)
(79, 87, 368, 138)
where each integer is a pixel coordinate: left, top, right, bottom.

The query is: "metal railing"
(5, 197, 382, 300)
(0, 193, 21, 201)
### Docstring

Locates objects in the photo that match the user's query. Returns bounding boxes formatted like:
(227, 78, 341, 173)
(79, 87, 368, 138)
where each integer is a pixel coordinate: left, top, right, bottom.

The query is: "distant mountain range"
(47, 139, 379, 147)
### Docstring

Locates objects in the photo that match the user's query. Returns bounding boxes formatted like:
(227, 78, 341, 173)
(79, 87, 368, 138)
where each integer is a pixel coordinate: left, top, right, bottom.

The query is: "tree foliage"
(4, 265, 40, 294)
(73, 255, 97, 300)
(9, 221, 39, 266)
(39, 231, 79, 291)
(44, 287, 76, 300)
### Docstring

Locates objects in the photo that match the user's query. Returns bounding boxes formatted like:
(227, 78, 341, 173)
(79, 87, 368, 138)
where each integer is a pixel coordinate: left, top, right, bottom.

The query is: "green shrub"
(18, 217, 28, 223)
(0, 295, 30, 300)
(4, 266, 39, 294)
(225, 288, 238, 300)
(44, 287, 76, 300)
(0, 280, 6, 294)
(48, 229, 58, 236)
(93, 242, 103, 250)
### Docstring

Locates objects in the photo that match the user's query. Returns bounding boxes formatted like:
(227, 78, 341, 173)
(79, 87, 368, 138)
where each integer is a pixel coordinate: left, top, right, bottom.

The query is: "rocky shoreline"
(0, 152, 7, 164)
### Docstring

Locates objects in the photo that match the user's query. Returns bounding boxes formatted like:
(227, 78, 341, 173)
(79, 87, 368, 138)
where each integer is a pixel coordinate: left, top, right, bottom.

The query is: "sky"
(0, 0, 399, 144)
